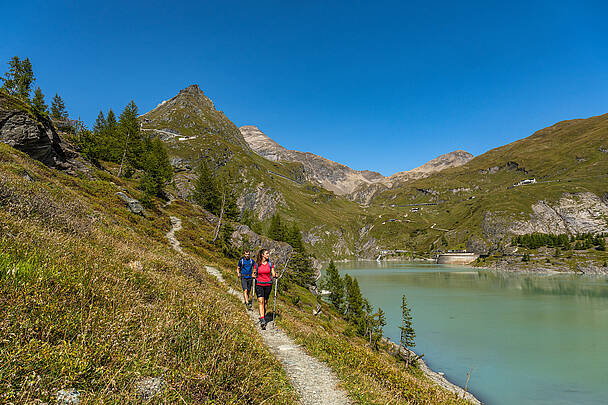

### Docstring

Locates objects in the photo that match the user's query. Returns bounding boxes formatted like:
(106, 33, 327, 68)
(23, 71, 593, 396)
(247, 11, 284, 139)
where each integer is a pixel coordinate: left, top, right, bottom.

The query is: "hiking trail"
(167, 217, 350, 405)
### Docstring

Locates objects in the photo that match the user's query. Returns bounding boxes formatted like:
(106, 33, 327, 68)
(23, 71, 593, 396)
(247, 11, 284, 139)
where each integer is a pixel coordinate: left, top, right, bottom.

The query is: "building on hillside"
(513, 178, 537, 187)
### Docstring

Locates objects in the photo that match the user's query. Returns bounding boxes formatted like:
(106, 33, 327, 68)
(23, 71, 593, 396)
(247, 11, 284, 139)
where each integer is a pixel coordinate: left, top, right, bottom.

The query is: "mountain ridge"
(239, 124, 474, 197)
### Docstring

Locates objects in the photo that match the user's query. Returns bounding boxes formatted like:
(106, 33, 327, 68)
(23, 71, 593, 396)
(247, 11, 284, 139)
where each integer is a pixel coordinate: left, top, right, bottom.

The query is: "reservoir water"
(335, 261, 608, 405)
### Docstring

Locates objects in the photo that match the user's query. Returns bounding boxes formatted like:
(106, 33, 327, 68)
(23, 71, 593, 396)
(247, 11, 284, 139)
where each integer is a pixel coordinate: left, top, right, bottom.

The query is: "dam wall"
(436, 252, 479, 265)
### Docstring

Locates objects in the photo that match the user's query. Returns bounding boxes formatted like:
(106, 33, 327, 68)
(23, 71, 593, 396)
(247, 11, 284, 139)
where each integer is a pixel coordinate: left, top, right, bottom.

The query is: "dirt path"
(167, 217, 350, 405)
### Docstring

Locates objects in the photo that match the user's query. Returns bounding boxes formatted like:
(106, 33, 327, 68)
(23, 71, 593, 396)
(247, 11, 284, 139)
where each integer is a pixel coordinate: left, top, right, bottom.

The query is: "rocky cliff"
(0, 92, 83, 172)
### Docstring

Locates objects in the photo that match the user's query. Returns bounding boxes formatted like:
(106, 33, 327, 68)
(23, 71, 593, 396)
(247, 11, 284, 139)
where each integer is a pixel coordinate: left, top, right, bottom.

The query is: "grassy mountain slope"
(365, 113, 608, 260)
(0, 97, 472, 403)
(140, 85, 379, 258)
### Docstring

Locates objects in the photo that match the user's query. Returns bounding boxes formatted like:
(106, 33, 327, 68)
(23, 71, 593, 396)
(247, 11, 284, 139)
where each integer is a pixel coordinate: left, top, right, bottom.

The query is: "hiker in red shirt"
(253, 248, 277, 330)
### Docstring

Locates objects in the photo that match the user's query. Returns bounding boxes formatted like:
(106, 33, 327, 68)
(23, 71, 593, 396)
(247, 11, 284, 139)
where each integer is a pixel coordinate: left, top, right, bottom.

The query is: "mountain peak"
(389, 150, 474, 180)
(239, 125, 286, 161)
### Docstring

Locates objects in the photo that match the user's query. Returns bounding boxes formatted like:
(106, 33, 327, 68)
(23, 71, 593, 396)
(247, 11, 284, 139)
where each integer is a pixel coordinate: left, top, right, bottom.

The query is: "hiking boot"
(259, 317, 266, 330)
(246, 302, 252, 310)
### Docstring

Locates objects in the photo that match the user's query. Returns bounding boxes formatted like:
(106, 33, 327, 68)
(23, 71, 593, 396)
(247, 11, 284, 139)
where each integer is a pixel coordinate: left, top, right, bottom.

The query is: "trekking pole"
(273, 255, 291, 324)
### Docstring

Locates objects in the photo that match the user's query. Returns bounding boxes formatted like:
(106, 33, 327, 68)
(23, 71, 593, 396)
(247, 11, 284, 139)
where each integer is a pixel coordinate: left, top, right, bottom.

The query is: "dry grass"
(0, 145, 297, 404)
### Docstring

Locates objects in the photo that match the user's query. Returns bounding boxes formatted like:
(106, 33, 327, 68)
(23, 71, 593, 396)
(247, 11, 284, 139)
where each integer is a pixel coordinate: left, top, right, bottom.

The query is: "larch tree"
(399, 293, 416, 367)
(1, 56, 35, 100)
(50, 93, 68, 120)
(31, 87, 47, 113)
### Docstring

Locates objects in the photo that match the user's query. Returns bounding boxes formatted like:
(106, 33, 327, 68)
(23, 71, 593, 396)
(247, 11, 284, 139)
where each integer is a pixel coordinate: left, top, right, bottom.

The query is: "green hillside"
(0, 91, 472, 403)
(140, 85, 377, 258)
(365, 113, 608, 262)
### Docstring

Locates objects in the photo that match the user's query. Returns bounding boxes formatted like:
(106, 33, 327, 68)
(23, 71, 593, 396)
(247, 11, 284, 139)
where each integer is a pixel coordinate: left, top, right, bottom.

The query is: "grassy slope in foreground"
(0, 144, 297, 404)
(0, 143, 473, 404)
(367, 113, 608, 254)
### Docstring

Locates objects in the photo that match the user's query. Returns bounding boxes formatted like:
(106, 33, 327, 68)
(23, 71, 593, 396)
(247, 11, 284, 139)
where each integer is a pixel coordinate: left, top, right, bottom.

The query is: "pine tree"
(324, 260, 344, 312)
(368, 308, 386, 350)
(1, 56, 35, 100)
(31, 87, 47, 113)
(50, 93, 68, 120)
(285, 251, 315, 287)
(93, 110, 107, 133)
(399, 294, 416, 367)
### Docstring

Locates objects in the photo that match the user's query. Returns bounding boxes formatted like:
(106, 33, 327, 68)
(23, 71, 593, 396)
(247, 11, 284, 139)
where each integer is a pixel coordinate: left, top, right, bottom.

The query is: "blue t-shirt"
(238, 257, 255, 278)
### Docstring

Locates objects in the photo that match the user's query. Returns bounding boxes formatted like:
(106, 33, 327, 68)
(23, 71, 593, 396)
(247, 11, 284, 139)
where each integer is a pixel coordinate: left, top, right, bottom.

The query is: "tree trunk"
(117, 131, 130, 177)
(212, 190, 226, 243)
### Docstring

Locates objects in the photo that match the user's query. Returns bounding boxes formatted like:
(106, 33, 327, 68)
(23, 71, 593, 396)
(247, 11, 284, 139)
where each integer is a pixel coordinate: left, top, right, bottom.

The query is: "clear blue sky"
(2, 1, 607, 176)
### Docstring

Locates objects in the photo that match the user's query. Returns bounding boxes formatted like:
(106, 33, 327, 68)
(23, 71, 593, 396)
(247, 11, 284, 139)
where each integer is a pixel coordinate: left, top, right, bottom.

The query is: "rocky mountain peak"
(239, 125, 287, 161)
(141, 85, 250, 151)
(389, 150, 474, 182)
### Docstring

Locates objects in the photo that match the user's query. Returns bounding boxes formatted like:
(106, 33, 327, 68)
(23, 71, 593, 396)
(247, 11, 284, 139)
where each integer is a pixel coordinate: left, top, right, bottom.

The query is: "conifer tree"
(31, 87, 47, 113)
(93, 110, 107, 133)
(368, 308, 386, 350)
(50, 93, 68, 120)
(399, 294, 416, 367)
(1, 56, 35, 100)
(268, 213, 286, 242)
(344, 275, 366, 335)
(287, 222, 305, 252)
(193, 162, 221, 214)
(117, 100, 142, 176)
(139, 137, 173, 201)
(324, 260, 344, 312)
(286, 251, 315, 287)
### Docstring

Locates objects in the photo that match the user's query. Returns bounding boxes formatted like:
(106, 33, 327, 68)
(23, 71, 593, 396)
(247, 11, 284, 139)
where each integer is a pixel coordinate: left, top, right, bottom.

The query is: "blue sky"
(2, 1, 607, 175)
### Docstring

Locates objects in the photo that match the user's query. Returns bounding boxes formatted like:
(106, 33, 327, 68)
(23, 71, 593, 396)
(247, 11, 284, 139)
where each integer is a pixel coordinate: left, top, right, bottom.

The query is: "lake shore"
(382, 338, 481, 404)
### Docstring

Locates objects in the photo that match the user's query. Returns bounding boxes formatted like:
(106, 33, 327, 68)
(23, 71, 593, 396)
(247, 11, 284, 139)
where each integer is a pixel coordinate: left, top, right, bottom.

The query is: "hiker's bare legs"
(258, 296, 265, 318)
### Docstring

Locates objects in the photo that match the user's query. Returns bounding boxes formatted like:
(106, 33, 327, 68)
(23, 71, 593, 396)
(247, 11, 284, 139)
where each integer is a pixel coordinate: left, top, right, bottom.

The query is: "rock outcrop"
(483, 192, 608, 243)
(231, 224, 294, 266)
(0, 92, 81, 171)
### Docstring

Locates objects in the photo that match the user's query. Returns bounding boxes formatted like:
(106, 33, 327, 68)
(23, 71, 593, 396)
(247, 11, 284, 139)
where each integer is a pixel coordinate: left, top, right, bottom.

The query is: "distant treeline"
(512, 232, 607, 251)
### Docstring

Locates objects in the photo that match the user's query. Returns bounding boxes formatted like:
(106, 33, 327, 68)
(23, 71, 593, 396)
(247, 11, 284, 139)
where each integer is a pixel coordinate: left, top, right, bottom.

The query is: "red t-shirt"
(255, 261, 273, 285)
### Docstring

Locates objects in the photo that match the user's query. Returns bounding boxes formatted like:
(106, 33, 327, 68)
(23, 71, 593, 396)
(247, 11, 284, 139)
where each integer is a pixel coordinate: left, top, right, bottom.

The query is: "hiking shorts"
(255, 283, 272, 300)
(241, 277, 253, 292)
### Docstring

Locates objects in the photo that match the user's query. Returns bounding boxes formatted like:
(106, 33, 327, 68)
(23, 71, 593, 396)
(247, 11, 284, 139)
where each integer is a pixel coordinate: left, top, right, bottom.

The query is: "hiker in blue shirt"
(237, 250, 256, 310)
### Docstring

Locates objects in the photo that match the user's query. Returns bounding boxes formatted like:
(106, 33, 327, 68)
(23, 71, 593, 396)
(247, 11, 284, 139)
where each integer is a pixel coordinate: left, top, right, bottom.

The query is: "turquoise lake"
(334, 261, 608, 405)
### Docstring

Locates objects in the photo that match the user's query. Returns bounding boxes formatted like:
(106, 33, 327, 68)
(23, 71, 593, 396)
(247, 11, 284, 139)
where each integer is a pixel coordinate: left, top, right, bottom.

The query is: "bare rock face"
(237, 182, 286, 220)
(240, 125, 385, 195)
(508, 193, 608, 235)
(0, 93, 80, 170)
(481, 192, 608, 250)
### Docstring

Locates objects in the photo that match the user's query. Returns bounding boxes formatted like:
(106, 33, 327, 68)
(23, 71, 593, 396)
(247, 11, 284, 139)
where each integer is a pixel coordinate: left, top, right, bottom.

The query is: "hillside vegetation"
(0, 96, 473, 403)
(365, 113, 608, 262)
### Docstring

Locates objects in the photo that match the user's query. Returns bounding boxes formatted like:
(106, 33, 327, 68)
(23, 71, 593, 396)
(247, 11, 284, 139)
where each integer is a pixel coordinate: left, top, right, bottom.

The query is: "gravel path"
(167, 217, 351, 404)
